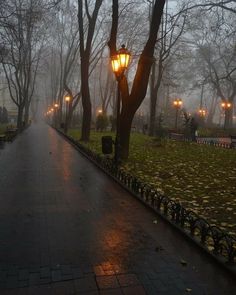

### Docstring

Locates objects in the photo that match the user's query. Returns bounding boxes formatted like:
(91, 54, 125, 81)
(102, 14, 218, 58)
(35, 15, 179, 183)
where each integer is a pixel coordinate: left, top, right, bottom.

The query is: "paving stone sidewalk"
(0, 123, 235, 294)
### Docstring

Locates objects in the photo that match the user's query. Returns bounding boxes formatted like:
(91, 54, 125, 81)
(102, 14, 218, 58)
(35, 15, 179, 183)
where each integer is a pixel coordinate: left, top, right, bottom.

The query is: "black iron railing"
(56, 128, 236, 268)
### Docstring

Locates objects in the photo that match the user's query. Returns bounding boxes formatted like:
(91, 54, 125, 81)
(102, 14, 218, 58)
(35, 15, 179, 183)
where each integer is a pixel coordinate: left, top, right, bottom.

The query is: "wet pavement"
(0, 122, 235, 294)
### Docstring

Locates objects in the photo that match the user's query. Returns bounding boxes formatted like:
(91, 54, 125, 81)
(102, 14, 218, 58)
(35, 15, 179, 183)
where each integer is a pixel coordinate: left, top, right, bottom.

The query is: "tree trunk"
(24, 101, 30, 125)
(149, 95, 157, 136)
(64, 104, 73, 134)
(224, 107, 233, 129)
(80, 63, 91, 141)
(108, 0, 166, 160)
(17, 105, 24, 129)
(149, 62, 156, 136)
(206, 92, 217, 126)
(119, 109, 134, 160)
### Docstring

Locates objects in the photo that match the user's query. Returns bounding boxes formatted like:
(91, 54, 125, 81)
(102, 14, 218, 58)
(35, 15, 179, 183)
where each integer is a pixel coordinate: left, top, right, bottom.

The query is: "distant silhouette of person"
(190, 118, 198, 142)
(143, 123, 148, 134)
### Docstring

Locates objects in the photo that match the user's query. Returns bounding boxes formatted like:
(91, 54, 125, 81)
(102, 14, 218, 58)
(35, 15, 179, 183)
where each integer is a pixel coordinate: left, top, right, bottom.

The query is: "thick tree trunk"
(108, 0, 166, 160)
(119, 109, 134, 160)
(64, 103, 73, 134)
(80, 63, 91, 141)
(149, 61, 163, 136)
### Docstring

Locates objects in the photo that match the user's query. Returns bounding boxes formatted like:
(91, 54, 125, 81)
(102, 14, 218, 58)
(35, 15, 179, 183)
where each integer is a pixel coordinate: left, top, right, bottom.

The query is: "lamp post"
(64, 95, 71, 133)
(221, 101, 232, 129)
(173, 98, 183, 130)
(111, 45, 131, 165)
(54, 103, 59, 127)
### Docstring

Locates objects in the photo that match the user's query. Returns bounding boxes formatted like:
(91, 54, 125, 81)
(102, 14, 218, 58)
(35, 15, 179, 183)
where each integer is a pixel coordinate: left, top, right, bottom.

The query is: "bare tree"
(78, 0, 103, 141)
(189, 6, 236, 128)
(0, 0, 46, 128)
(148, 0, 187, 135)
(175, 0, 236, 16)
(108, 0, 166, 160)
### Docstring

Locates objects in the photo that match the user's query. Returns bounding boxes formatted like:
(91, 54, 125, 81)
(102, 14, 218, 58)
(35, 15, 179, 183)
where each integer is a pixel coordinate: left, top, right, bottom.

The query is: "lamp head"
(117, 44, 131, 70)
(111, 56, 120, 74)
(65, 95, 70, 102)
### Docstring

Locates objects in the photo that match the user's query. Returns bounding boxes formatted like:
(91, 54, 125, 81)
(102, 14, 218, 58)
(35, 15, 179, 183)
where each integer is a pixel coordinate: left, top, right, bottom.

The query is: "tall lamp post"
(54, 103, 59, 127)
(111, 45, 131, 165)
(64, 95, 71, 133)
(221, 101, 232, 129)
(173, 98, 183, 130)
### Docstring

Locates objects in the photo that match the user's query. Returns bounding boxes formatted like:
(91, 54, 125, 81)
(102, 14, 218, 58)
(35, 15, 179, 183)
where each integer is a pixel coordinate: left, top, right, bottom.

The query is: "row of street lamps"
(46, 44, 132, 163)
(46, 45, 233, 142)
(46, 95, 71, 132)
(173, 98, 233, 129)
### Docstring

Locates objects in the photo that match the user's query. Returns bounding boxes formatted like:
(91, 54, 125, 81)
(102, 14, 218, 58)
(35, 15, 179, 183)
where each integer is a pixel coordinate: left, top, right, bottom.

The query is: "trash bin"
(60, 122, 65, 129)
(102, 136, 113, 154)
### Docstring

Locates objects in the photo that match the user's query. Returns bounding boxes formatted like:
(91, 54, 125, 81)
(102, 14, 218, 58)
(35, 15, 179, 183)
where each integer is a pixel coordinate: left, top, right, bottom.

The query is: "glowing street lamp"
(173, 98, 183, 130)
(117, 44, 131, 71)
(173, 98, 183, 108)
(221, 102, 231, 109)
(53, 103, 59, 126)
(221, 101, 232, 129)
(111, 45, 131, 165)
(64, 95, 71, 133)
(65, 95, 70, 103)
(198, 109, 206, 117)
(111, 57, 120, 74)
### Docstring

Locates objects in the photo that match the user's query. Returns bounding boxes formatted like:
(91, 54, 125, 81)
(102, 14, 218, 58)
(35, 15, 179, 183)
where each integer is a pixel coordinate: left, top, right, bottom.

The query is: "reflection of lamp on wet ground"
(111, 45, 131, 165)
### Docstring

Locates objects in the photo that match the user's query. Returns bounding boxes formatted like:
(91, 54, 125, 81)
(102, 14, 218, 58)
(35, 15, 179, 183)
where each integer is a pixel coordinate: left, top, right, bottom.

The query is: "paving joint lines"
(0, 264, 148, 293)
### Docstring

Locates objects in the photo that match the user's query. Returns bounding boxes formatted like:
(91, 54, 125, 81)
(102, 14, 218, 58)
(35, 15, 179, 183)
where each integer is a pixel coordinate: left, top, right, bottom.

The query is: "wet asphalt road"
(0, 122, 235, 294)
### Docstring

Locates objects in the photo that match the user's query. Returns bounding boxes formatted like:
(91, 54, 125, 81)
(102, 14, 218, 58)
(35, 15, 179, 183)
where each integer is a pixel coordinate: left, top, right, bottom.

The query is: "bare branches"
(107, 0, 118, 56)
(85, 0, 92, 21)
(173, 0, 236, 19)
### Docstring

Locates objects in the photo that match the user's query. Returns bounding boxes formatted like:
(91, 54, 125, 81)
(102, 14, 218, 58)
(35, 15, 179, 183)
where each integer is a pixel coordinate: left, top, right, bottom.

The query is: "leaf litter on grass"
(68, 129, 236, 237)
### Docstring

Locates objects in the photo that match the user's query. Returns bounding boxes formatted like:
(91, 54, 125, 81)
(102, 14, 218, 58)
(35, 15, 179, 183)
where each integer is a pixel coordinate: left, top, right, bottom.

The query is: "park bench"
(5, 128, 18, 142)
(0, 134, 6, 142)
(169, 132, 184, 141)
(230, 135, 236, 148)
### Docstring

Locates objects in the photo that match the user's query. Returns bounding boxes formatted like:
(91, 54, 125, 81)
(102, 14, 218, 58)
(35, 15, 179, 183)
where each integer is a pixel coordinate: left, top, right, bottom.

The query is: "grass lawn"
(68, 129, 236, 236)
(0, 124, 8, 134)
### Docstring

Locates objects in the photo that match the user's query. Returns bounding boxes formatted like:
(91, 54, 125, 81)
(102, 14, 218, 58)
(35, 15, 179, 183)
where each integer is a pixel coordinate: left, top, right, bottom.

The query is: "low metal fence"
(196, 137, 235, 149)
(55, 128, 236, 272)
